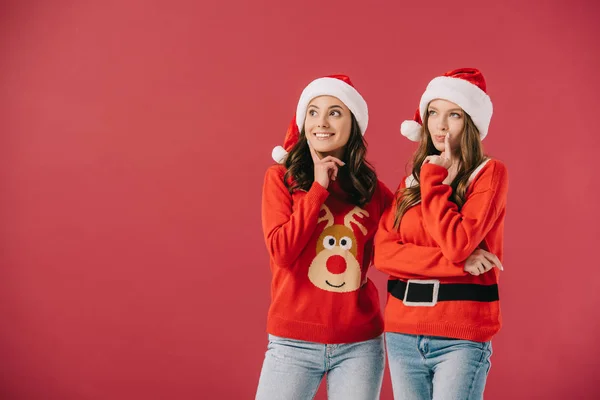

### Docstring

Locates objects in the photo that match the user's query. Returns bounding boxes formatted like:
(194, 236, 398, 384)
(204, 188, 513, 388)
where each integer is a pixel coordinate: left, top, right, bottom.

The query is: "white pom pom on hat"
(271, 145, 288, 164)
(400, 109, 424, 141)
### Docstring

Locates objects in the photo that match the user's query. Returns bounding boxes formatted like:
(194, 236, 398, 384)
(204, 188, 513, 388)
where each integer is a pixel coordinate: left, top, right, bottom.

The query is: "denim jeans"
(385, 332, 492, 400)
(255, 334, 385, 400)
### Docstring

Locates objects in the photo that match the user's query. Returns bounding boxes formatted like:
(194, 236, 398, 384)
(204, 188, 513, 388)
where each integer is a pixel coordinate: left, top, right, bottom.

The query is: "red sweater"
(262, 165, 393, 344)
(374, 159, 508, 342)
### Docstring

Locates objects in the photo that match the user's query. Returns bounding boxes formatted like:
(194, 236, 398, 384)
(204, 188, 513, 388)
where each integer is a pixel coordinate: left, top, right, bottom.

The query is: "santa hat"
(400, 68, 493, 142)
(271, 74, 368, 163)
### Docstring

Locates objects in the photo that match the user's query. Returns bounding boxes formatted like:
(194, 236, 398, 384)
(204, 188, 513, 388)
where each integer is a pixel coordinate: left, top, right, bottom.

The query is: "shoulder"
(264, 164, 287, 182)
(476, 159, 508, 179)
(470, 158, 508, 192)
(263, 164, 290, 193)
(379, 176, 411, 209)
(371, 179, 390, 208)
(489, 159, 508, 177)
(374, 179, 392, 197)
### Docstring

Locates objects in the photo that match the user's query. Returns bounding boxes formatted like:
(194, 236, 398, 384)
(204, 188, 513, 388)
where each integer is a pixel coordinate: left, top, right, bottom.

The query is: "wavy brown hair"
(283, 115, 377, 207)
(393, 109, 487, 228)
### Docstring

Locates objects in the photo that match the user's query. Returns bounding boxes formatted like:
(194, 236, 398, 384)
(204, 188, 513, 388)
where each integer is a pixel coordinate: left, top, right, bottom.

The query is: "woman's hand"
(309, 141, 345, 189)
(423, 133, 459, 185)
(464, 249, 504, 276)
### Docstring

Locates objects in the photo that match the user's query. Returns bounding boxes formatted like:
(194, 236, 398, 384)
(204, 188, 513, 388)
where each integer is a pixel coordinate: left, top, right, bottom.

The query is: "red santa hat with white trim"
(271, 74, 368, 163)
(400, 68, 493, 141)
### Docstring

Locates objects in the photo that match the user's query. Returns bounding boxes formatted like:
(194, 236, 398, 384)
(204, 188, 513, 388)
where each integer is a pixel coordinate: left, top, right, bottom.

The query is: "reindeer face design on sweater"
(308, 205, 369, 293)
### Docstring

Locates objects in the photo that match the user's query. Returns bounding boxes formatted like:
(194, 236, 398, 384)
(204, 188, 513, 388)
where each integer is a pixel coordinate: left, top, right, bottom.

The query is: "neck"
(317, 148, 345, 160)
(449, 149, 461, 168)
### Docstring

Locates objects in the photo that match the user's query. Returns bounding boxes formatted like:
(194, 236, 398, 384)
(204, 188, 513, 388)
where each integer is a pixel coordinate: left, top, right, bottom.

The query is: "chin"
(315, 144, 342, 154)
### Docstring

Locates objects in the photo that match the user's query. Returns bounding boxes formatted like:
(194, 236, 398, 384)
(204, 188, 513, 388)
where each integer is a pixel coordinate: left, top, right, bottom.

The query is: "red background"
(1, 0, 598, 399)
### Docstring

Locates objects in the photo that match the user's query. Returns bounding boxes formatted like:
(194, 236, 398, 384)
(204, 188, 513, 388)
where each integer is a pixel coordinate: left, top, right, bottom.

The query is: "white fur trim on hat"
(295, 77, 368, 135)
(419, 76, 493, 140)
(272, 145, 288, 164)
(400, 120, 422, 141)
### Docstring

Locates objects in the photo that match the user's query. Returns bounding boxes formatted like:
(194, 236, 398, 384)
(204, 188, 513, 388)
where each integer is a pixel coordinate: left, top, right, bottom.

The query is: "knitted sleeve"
(373, 182, 468, 279)
(419, 161, 509, 263)
(261, 166, 330, 268)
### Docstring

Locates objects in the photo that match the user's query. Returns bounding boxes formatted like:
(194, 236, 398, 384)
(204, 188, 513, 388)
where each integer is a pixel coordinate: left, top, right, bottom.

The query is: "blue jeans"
(385, 333, 492, 400)
(255, 334, 385, 400)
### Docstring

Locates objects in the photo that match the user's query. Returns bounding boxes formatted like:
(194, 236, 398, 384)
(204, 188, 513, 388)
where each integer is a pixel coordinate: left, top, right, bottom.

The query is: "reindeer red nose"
(326, 255, 347, 274)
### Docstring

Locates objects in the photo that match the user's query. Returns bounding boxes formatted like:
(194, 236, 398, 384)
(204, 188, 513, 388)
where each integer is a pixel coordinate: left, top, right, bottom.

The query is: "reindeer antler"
(318, 204, 335, 229)
(344, 207, 369, 236)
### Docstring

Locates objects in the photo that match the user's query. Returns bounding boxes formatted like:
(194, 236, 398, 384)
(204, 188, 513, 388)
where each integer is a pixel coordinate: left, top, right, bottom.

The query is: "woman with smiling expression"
(256, 75, 392, 399)
(374, 68, 509, 399)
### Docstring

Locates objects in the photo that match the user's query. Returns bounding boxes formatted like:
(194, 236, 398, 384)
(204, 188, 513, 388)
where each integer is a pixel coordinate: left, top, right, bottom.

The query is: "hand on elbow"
(463, 249, 503, 276)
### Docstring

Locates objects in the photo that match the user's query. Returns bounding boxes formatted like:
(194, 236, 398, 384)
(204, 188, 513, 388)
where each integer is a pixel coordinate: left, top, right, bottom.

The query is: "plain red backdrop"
(0, 0, 598, 399)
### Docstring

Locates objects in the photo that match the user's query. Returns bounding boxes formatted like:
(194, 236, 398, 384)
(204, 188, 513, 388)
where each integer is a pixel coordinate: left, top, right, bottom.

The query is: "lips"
(434, 135, 446, 143)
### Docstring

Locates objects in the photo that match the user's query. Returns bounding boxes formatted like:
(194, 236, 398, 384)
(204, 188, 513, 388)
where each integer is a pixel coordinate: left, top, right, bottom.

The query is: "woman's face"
(426, 99, 465, 154)
(304, 95, 352, 159)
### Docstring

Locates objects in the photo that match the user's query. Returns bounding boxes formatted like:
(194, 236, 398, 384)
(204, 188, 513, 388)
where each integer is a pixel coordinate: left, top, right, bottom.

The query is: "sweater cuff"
(420, 164, 448, 186)
(305, 181, 330, 207)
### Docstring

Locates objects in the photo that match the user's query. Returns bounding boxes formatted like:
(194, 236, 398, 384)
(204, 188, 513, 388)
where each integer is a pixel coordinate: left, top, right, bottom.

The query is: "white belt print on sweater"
(308, 204, 369, 293)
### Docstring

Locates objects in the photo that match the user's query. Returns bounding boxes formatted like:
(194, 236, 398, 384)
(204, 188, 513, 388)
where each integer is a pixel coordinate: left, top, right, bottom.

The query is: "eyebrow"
(428, 106, 463, 112)
(308, 104, 344, 110)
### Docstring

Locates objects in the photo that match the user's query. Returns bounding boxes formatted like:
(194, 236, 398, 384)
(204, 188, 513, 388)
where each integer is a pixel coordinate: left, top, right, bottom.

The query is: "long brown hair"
(393, 109, 486, 228)
(283, 115, 377, 207)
